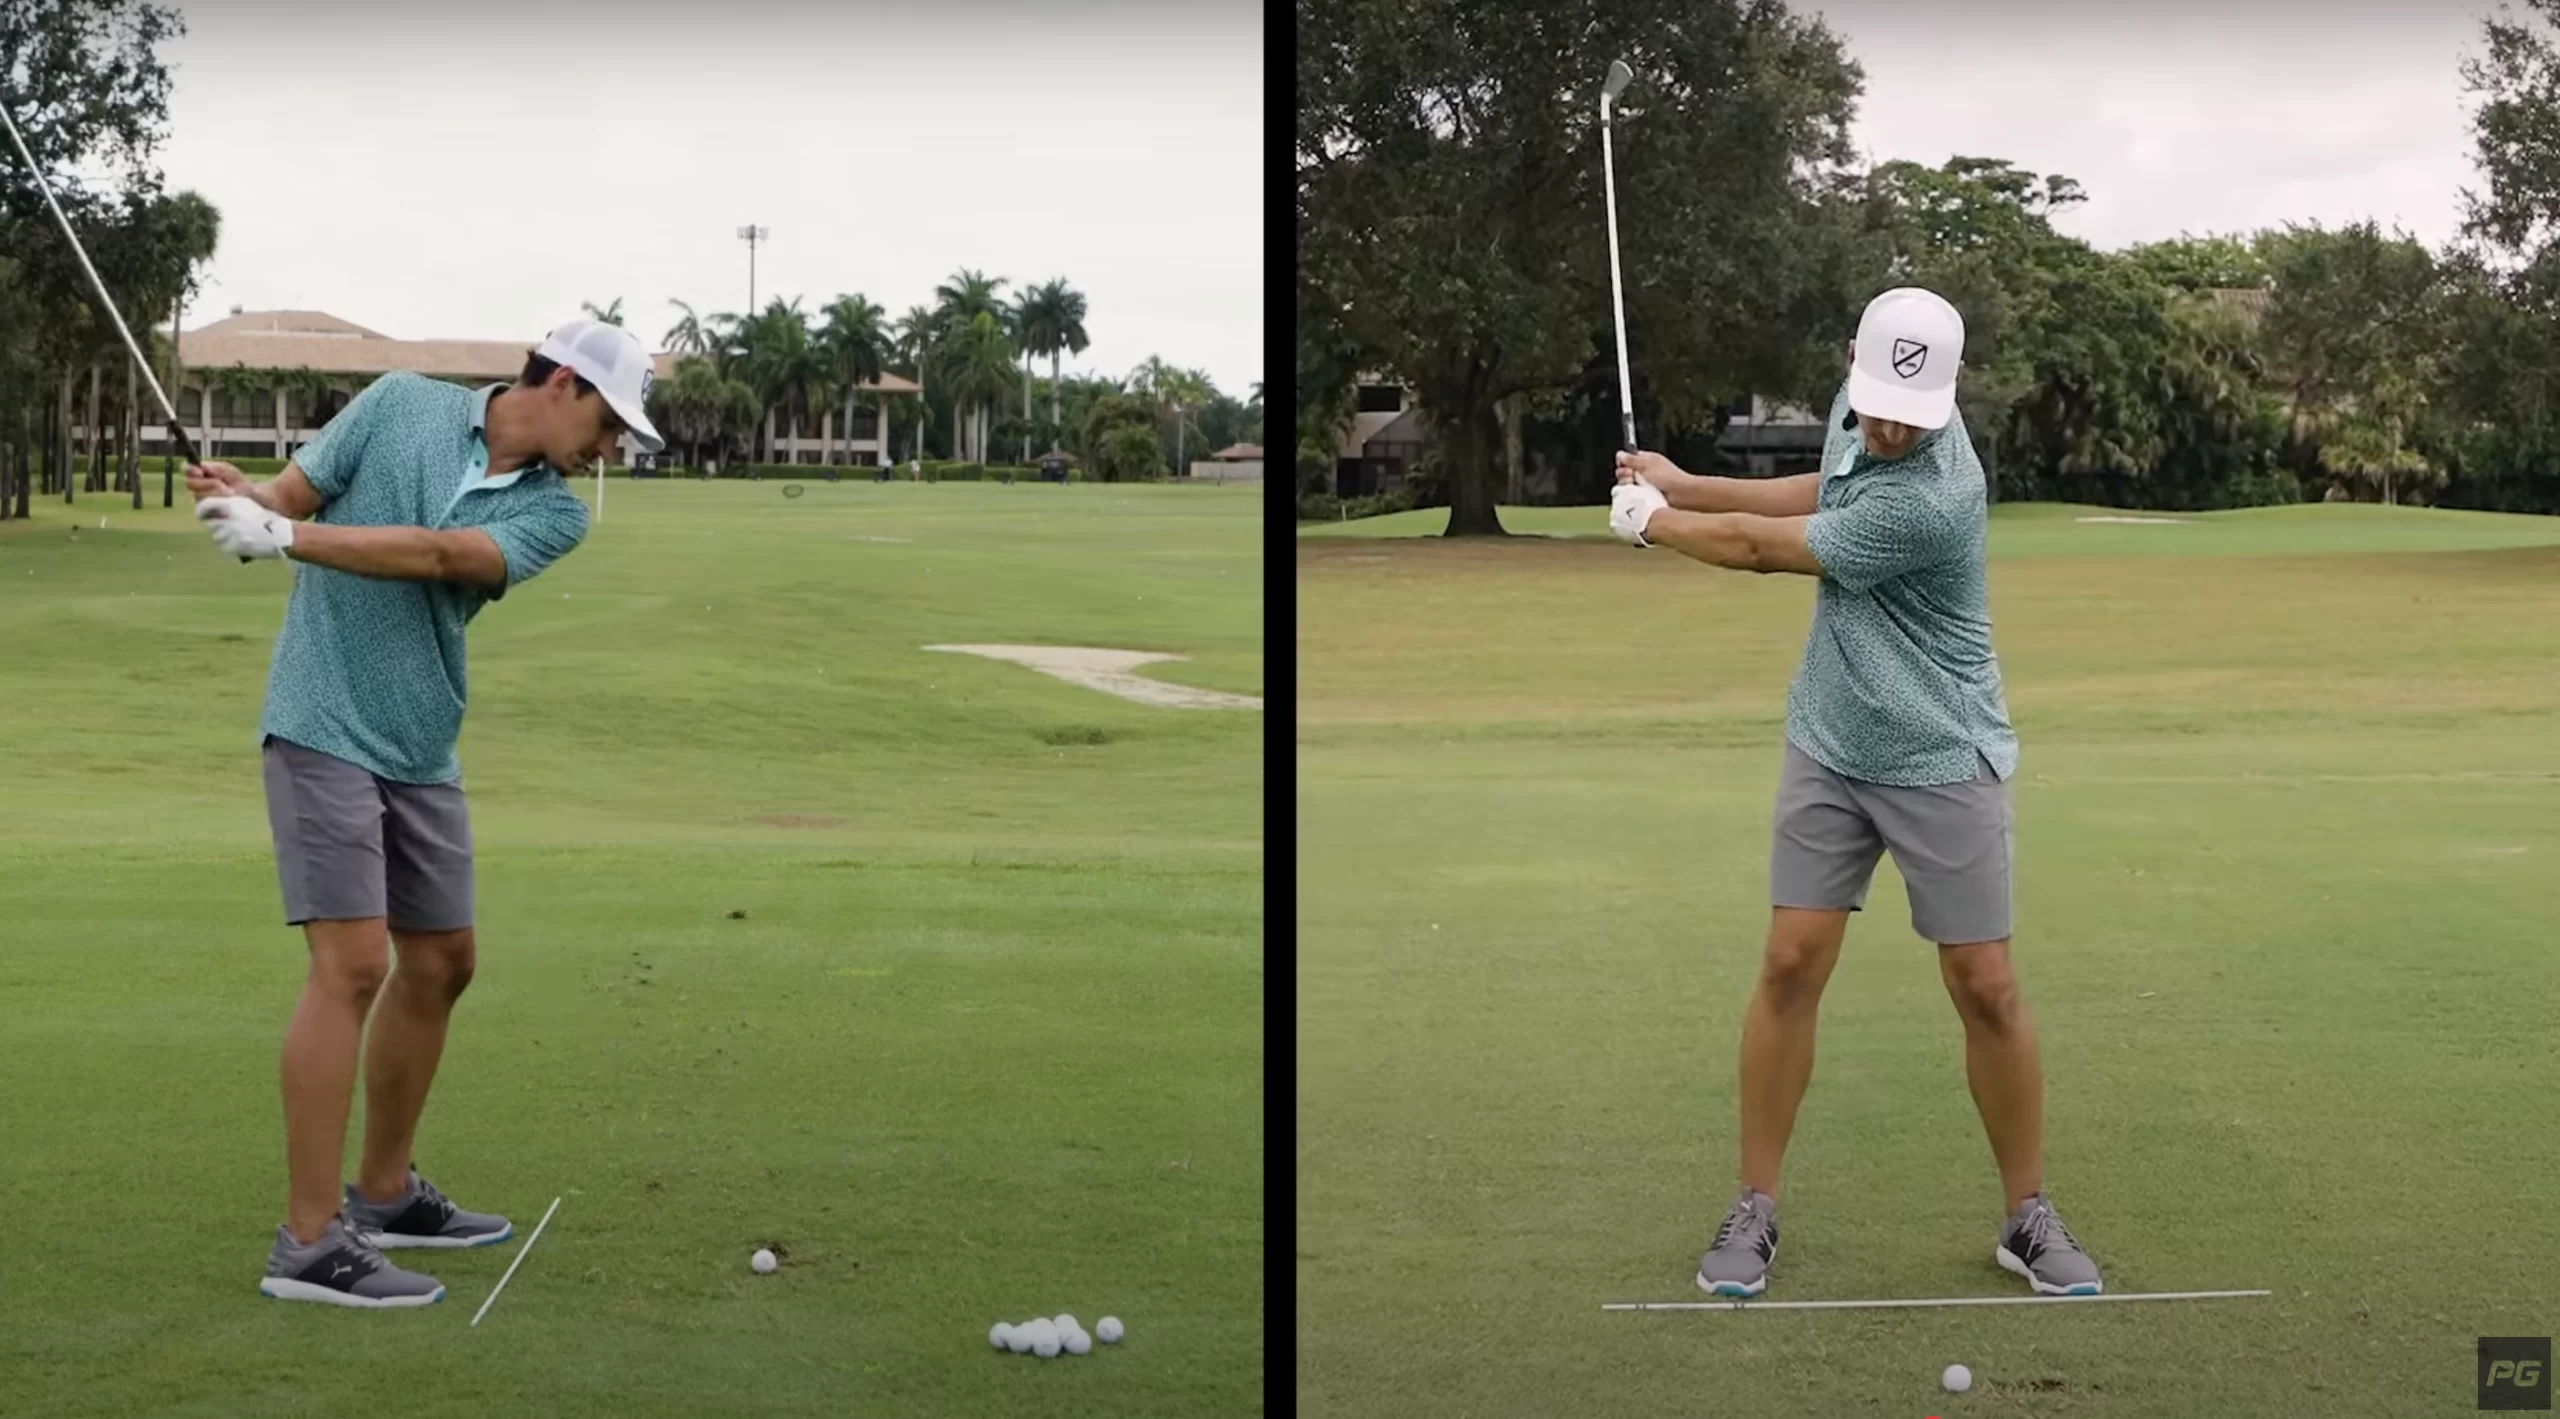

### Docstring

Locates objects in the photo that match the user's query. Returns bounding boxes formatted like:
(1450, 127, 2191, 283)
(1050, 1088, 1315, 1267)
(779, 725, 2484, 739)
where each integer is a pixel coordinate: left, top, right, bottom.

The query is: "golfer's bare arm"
(1641, 510, 1825, 576)
(1650, 468, 1819, 517)
(254, 460, 507, 588)
(248, 463, 326, 520)
(286, 524, 506, 588)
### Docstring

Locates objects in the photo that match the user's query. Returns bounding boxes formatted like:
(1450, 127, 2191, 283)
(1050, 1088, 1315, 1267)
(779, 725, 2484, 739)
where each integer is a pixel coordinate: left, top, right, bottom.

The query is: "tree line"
(1296, 0, 2560, 532)
(3, 0, 1259, 522)
(594, 285, 1258, 483)
(0, 0, 216, 519)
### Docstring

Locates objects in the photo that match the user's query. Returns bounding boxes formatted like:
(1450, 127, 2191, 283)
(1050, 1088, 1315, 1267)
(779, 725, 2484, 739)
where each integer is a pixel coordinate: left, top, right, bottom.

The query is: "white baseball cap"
(536, 317, 666, 453)
(1847, 286, 1964, 430)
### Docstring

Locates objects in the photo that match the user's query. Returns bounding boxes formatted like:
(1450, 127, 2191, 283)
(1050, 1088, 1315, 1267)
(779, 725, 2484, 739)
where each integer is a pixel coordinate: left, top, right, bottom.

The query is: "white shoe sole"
(1697, 1242, 1776, 1298)
(259, 1276, 445, 1308)
(1996, 1244, 2102, 1296)
(360, 1223, 513, 1250)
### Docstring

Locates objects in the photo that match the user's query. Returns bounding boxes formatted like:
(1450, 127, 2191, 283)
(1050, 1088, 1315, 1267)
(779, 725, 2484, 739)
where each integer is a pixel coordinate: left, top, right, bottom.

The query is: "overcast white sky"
(154, 0, 1263, 398)
(1806, 0, 2498, 254)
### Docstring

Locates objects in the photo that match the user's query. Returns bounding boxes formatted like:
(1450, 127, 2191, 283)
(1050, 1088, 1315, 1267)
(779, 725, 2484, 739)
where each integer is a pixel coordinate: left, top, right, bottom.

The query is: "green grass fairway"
(1298, 503, 2560, 1417)
(0, 480, 1261, 1417)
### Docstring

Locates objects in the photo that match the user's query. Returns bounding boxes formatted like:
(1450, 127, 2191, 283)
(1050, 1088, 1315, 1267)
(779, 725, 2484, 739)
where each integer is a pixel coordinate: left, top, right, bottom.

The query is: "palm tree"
(663, 300, 712, 358)
(818, 294, 888, 466)
(650, 356, 728, 469)
(933, 268, 1008, 328)
(703, 310, 747, 381)
(930, 270, 1011, 461)
(732, 298, 828, 466)
(936, 311, 1016, 464)
(1015, 279, 1090, 455)
(581, 298, 625, 326)
(893, 305, 940, 459)
(1007, 291, 1037, 462)
(1130, 359, 1214, 473)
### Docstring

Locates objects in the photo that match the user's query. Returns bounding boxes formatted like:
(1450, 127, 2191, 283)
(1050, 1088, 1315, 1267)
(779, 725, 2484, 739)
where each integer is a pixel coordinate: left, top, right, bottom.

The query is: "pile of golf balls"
(989, 1313, 1124, 1360)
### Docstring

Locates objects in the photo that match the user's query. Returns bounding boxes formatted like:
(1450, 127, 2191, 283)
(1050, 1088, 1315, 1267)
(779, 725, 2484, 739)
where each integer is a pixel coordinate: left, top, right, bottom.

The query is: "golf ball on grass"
(1097, 1315, 1124, 1344)
(1029, 1320, 1060, 1358)
(751, 1248, 778, 1274)
(1053, 1313, 1078, 1334)
(989, 1323, 1012, 1350)
(1942, 1363, 1972, 1393)
(1003, 1324, 1034, 1354)
(1063, 1328, 1092, 1356)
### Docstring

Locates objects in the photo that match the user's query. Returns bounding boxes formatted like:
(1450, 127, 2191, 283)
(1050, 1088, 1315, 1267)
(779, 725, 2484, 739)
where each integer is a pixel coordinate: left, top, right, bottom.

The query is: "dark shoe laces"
(1713, 1198, 1770, 1250)
(407, 1173, 456, 1224)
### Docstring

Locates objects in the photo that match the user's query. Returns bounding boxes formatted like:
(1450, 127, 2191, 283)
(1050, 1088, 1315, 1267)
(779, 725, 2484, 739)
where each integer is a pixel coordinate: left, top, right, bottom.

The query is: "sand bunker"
(923, 645, 1262, 710)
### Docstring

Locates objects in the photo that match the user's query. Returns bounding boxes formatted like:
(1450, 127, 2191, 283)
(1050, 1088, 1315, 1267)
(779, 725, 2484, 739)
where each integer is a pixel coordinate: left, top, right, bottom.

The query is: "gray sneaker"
(1695, 1188, 1779, 1297)
(1996, 1193, 2102, 1295)
(258, 1214, 445, 1308)
(346, 1167, 513, 1250)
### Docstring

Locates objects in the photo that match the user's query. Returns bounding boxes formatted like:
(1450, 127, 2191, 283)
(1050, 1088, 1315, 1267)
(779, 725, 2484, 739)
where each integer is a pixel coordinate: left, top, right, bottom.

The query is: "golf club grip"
(172, 421, 253, 563)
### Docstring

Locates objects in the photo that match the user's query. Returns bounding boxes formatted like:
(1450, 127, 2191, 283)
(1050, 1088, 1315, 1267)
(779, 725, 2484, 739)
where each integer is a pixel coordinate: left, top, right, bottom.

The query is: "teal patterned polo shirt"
(1786, 381, 2018, 787)
(258, 372, 590, 785)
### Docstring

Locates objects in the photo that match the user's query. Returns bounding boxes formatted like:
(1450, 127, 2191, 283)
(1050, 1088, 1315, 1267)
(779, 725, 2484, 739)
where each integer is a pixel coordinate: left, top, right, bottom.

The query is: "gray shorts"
(1769, 741, 2012, 945)
(261, 736, 474, 932)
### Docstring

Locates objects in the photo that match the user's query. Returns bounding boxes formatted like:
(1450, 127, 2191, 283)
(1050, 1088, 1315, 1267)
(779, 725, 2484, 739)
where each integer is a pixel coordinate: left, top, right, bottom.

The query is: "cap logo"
(1891, 338, 1929, 380)
(640, 368, 654, 400)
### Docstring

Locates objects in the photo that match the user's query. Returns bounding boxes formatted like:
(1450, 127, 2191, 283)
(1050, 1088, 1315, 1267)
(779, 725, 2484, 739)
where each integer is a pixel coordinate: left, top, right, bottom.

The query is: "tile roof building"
(155, 309, 919, 467)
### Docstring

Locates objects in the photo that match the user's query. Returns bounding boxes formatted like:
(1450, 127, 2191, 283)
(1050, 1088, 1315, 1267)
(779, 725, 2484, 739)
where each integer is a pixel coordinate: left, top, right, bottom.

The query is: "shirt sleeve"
(476, 484, 590, 601)
(1804, 481, 1967, 593)
(290, 373, 409, 500)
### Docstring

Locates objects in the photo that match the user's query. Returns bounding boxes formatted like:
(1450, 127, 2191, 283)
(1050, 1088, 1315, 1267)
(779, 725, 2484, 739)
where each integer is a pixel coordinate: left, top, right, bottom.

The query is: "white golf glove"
(1609, 479, 1668, 547)
(196, 495, 296, 559)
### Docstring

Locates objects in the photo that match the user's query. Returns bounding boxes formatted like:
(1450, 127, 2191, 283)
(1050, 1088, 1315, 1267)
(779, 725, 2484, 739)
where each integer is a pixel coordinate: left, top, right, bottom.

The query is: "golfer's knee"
(1758, 934, 1839, 1010)
(301, 920, 392, 999)
(395, 929, 476, 1003)
(1942, 947, 2023, 1027)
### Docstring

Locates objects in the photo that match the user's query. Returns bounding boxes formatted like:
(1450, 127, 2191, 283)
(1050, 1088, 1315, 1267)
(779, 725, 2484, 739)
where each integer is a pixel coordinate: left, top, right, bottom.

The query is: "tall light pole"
(736, 225, 769, 313)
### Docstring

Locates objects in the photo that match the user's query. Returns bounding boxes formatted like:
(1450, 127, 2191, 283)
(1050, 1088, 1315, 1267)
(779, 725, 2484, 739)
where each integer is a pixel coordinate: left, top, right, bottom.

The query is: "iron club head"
(1602, 60, 1633, 104)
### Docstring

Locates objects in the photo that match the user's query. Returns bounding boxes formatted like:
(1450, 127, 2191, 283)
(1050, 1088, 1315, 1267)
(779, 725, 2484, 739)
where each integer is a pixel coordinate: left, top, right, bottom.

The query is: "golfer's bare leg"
(1736, 907, 1852, 1200)
(1939, 938, 2043, 1209)
(355, 927, 476, 1204)
(281, 918, 390, 1245)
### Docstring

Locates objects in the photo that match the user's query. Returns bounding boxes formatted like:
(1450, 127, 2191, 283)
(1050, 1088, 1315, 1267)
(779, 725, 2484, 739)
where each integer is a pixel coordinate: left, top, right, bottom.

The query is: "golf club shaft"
(0, 102, 196, 466)
(1599, 95, 1636, 452)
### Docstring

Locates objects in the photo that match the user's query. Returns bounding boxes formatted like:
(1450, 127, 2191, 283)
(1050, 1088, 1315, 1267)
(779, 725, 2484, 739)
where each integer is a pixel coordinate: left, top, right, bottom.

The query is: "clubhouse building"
(144, 309, 920, 467)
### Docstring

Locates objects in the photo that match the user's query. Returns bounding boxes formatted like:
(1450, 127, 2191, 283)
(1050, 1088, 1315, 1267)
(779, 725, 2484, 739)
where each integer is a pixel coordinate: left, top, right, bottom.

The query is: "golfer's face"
(576, 401, 623, 471)
(1859, 416, 1921, 460)
(547, 377, 622, 473)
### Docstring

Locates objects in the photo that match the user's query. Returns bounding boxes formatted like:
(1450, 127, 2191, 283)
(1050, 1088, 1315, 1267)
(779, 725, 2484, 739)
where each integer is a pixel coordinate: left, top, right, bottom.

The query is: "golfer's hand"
(184, 460, 256, 506)
(196, 494, 296, 559)
(1614, 449, 1685, 491)
(1609, 480, 1668, 547)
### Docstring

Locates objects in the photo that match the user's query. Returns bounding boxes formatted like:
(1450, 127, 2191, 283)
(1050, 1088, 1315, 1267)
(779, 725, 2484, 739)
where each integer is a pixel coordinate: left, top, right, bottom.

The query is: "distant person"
(1606, 287, 2101, 1300)
(187, 317, 664, 1308)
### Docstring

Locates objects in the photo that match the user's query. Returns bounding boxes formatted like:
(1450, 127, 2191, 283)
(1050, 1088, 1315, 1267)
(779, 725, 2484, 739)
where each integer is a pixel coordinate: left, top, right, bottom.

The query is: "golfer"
(1608, 287, 2101, 1299)
(187, 317, 664, 1307)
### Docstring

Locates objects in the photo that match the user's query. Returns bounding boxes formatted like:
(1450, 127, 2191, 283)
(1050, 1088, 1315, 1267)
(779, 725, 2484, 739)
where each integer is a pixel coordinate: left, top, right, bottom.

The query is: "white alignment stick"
(1605, 1288, 2271, 1313)
(471, 1196, 564, 1327)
